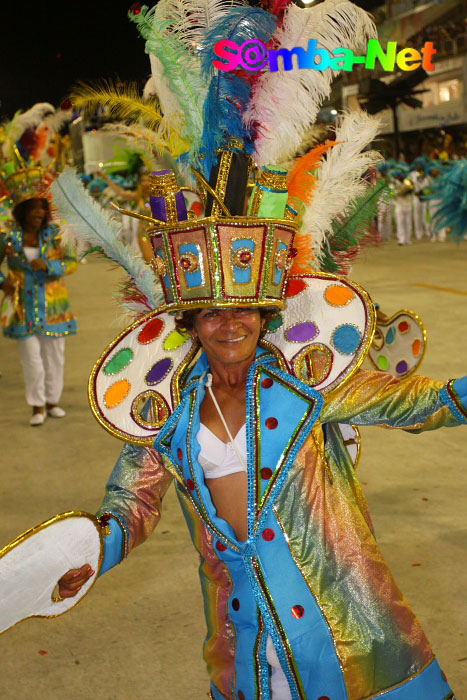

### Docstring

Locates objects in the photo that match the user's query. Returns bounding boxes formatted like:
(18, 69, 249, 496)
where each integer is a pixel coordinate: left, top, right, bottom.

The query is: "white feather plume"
(299, 110, 382, 261)
(2, 103, 55, 158)
(51, 167, 162, 310)
(43, 107, 73, 135)
(244, 0, 376, 166)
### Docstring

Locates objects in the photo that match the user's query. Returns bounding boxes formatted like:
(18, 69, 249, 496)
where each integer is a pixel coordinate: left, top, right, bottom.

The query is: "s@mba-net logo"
(213, 38, 436, 73)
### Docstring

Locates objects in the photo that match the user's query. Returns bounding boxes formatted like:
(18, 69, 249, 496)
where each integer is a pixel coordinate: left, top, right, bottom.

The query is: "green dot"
(377, 355, 389, 371)
(266, 313, 283, 332)
(164, 329, 189, 351)
(103, 348, 134, 375)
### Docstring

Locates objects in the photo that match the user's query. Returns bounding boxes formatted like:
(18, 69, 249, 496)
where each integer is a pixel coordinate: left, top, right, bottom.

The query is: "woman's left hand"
(30, 258, 48, 271)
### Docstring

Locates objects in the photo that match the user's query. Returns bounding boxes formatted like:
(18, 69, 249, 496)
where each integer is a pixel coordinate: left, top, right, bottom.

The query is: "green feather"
(319, 182, 390, 272)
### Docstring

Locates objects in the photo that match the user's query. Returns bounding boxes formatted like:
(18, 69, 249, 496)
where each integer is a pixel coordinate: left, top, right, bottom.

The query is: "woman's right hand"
(58, 563, 95, 598)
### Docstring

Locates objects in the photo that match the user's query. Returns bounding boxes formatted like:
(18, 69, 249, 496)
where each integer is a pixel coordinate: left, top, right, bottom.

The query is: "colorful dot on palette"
(103, 348, 133, 375)
(286, 278, 307, 297)
(145, 358, 173, 385)
(163, 329, 189, 351)
(385, 327, 396, 345)
(377, 355, 389, 370)
(104, 379, 131, 409)
(332, 324, 361, 355)
(266, 313, 283, 332)
(324, 284, 354, 307)
(412, 339, 421, 356)
(138, 317, 164, 344)
(398, 320, 410, 334)
(285, 322, 318, 343)
(396, 360, 409, 374)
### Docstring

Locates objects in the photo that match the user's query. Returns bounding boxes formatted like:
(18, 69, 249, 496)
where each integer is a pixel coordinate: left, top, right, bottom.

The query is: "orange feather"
(287, 140, 337, 206)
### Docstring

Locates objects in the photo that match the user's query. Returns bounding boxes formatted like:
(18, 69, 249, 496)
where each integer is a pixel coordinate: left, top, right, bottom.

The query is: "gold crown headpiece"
(3, 164, 48, 211)
(120, 141, 299, 312)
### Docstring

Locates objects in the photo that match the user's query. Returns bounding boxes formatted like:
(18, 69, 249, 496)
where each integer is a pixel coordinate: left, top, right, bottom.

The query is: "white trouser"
(429, 201, 448, 241)
(377, 202, 392, 239)
(17, 335, 66, 407)
(394, 204, 412, 245)
(413, 198, 429, 239)
(267, 636, 292, 699)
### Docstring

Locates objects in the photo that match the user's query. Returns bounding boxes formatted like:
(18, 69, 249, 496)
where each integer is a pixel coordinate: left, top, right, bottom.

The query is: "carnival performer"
(4, 0, 464, 698)
(0, 166, 77, 425)
(409, 157, 431, 240)
(96, 167, 154, 261)
(375, 162, 392, 239)
(391, 169, 414, 245)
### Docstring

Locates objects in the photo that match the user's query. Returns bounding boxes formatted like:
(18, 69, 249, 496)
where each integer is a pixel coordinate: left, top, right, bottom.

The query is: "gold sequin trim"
(149, 171, 179, 197)
(211, 150, 232, 218)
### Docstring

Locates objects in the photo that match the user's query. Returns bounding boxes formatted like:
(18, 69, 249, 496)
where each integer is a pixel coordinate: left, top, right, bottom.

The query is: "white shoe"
(30, 412, 46, 427)
(47, 406, 66, 418)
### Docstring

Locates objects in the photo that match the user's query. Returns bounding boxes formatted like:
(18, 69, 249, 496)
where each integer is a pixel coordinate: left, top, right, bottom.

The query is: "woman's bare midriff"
(205, 472, 248, 542)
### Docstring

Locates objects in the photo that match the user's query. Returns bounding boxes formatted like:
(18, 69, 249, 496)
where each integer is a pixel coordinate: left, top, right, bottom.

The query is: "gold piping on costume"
(211, 150, 232, 218)
(109, 201, 164, 225)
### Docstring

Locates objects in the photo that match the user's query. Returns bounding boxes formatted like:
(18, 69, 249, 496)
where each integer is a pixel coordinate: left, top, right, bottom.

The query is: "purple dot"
(396, 360, 409, 374)
(145, 358, 173, 385)
(286, 322, 318, 343)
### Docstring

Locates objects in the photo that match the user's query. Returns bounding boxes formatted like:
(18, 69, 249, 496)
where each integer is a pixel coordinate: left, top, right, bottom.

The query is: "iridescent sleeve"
(321, 369, 466, 430)
(97, 442, 173, 558)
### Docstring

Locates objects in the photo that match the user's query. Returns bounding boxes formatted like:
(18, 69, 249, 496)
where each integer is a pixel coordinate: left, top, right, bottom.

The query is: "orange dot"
(324, 285, 354, 307)
(104, 379, 131, 408)
(412, 339, 421, 356)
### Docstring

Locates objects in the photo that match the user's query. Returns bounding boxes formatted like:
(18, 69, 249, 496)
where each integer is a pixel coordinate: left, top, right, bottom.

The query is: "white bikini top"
(197, 423, 247, 479)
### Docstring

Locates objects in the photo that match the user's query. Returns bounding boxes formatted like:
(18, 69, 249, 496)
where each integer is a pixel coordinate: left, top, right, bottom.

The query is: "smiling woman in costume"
(54, 151, 466, 700)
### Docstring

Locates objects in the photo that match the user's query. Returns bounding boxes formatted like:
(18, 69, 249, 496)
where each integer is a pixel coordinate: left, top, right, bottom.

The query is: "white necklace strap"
(205, 373, 247, 471)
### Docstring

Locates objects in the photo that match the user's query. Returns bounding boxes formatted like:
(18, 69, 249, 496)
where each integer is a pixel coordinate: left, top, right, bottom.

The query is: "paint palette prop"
(90, 273, 374, 444)
(265, 273, 375, 395)
(90, 309, 194, 444)
(0, 512, 102, 635)
(368, 310, 426, 378)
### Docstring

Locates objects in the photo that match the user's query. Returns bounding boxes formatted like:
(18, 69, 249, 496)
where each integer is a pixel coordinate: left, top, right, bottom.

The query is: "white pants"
(429, 201, 448, 242)
(413, 198, 429, 239)
(394, 205, 412, 245)
(17, 335, 66, 407)
(377, 202, 392, 239)
(267, 636, 292, 699)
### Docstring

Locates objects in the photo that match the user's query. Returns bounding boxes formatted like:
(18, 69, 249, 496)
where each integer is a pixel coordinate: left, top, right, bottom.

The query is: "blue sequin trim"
(440, 382, 467, 424)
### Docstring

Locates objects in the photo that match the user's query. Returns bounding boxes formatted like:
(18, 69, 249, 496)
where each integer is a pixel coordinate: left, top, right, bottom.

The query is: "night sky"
(2, 0, 382, 119)
(1, 2, 150, 118)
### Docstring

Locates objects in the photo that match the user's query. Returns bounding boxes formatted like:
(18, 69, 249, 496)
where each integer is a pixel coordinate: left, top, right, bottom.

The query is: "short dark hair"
(13, 198, 50, 229)
(174, 307, 280, 337)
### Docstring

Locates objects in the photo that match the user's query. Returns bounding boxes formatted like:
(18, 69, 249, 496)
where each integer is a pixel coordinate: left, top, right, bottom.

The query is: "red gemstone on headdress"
(260, 468, 273, 480)
(261, 378, 273, 388)
(289, 247, 298, 258)
(292, 604, 305, 619)
(239, 250, 252, 264)
(180, 257, 191, 270)
(286, 279, 307, 297)
(265, 417, 278, 429)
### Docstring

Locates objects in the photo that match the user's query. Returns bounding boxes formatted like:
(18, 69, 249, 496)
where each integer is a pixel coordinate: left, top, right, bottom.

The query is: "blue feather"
(428, 160, 467, 242)
(197, 6, 277, 175)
